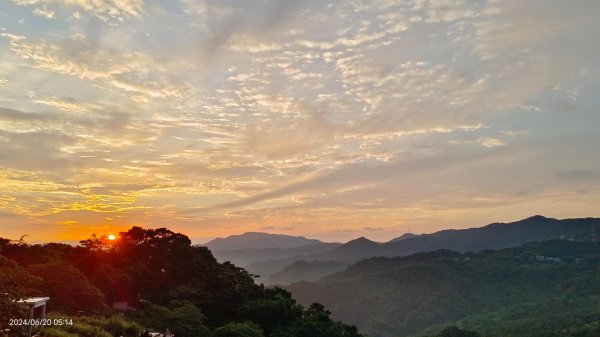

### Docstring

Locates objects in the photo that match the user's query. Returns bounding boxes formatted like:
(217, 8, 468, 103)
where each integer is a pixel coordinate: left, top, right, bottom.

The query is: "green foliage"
(132, 300, 210, 337)
(27, 261, 107, 313)
(212, 322, 265, 337)
(48, 321, 112, 337)
(106, 227, 262, 326)
(242, 287, 303, 334)
(288, 240, 600, 337)
(272, 303, 363, 337)
(570, 321, 600, 337)
(90, 263, 133, 303)
(435, 326, 481, 337)
(42, 314, 143, 337)
(0, 254, 40, 331)
(265, 260, 348, 285)
(42, 327, 79, 337)
(99, 315, 144, 337)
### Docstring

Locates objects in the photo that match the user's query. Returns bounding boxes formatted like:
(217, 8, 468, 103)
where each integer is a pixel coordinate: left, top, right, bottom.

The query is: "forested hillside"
(0, 228, 363, 337)
(288, 239, 600, 337)
(243, 216, 600, 284)
(265, 260, 348, 285)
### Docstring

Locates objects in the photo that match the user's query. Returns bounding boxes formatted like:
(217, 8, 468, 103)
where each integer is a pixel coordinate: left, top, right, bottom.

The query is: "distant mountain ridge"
(244, 216, 600, 282)
(204, 232, 328, 251)
(389, 232, 418, 242)
(206, 216, 600, 285)
(374, 215, 600, 255)
(321, 237, 382, 260)
(252, 216, 600, 264)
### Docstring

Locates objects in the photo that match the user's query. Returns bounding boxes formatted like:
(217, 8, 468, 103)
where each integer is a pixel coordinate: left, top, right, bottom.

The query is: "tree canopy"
(0, 227, 364, 337)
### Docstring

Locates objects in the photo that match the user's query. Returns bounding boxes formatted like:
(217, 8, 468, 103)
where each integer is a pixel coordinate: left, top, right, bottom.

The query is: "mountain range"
(204, 232, 327, 250)
(206, 216, 600, 285)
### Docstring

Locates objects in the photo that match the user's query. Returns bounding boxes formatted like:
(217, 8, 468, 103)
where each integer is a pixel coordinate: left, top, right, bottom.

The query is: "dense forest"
(288, 239, 600, 337)
(0, 227, 364, 337)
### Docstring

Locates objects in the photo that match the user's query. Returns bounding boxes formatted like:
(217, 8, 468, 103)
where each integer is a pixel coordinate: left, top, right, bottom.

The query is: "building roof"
(19, 297, 50, 308)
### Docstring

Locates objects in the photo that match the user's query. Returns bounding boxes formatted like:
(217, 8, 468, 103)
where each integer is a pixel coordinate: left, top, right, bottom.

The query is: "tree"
(304, 303, 332, 323)
(272, 303, 363, 337)
(90, 263, 133, 303)
(212, 322, 264, 337)
(243, 287, 303, 334)
(105, 227, 263, 326)
(6, 227, 364, 337)
(27, 261, 106, 313)
(0, 237, 11, 251)
(79, 233, 112, 252)
(0, 255, 40, 332)
(133, 300, 211, 337)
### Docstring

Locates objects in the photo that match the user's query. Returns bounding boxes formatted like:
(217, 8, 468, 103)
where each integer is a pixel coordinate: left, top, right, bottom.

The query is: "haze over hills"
(211, 216, 600, 285)
(249, 216, 600, 279)
(287, 239, 600, 337)
(210, 243, 342, 268)
(265, 260, 349, 286)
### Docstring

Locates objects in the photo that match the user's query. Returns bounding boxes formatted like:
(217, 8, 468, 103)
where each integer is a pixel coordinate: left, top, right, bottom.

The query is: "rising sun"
(107, 234, 116, 241)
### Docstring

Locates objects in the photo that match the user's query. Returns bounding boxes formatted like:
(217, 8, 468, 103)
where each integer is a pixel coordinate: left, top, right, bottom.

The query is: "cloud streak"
(195, 144, 519, 211)
(0, 0, 599, 242)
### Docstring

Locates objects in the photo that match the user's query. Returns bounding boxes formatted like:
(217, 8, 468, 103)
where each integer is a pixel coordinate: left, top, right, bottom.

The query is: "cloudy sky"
(0, 0, 599, 243)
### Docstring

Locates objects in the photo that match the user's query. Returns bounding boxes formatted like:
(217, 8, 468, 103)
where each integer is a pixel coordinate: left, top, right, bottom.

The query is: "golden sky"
(1, 0, 599, 243)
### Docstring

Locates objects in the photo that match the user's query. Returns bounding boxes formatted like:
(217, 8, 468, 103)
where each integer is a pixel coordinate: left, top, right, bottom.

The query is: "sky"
(0, 0, 599, 243)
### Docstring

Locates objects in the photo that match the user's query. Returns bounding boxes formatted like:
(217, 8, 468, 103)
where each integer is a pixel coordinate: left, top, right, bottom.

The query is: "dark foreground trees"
(0, 227, 364, 337)
(271, 303, 363, 337)
(0, 255, 40, 331)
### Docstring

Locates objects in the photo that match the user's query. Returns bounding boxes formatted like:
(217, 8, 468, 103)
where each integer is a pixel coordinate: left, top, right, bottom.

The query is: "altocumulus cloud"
(0, 0, 598, 241)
